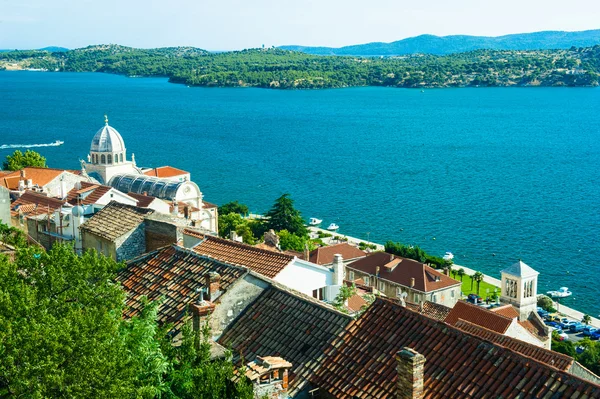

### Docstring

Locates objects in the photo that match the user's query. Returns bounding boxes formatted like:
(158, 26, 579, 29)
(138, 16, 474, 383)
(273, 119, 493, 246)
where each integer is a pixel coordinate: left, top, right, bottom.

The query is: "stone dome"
(90, 122, 126, 153)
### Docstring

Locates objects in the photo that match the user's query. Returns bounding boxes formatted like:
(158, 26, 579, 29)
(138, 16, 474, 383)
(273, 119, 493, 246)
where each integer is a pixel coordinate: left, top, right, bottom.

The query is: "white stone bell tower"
(500, 260, 539, 321)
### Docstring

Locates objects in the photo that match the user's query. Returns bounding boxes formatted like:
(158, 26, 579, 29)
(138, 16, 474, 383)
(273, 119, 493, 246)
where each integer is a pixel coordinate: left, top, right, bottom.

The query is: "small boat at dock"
(309, 218, 322, 226)
(547, 287, 572, 298)
(327, 223, 339, 231)
(443, 252, 454, 261)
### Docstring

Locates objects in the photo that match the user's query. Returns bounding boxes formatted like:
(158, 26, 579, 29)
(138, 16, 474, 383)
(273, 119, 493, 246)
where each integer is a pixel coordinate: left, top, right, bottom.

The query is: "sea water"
(1, 71, 599, 315)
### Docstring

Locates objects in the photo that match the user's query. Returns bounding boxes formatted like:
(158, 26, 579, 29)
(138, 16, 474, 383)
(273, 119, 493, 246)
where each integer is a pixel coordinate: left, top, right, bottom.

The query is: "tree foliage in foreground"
(0, 244, 253, 398)
(552, 334, 600, 375)
(2, 149, 47, 171)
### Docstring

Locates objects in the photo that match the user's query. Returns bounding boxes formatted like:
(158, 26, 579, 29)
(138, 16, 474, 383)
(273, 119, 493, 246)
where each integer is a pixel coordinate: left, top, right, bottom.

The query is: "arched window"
(120, 153, 123, 163)
(107, 154, 112, 164)
(101, 154, 106, 164)
(113, 154, 117, 164)
(94, 154, 98, 164)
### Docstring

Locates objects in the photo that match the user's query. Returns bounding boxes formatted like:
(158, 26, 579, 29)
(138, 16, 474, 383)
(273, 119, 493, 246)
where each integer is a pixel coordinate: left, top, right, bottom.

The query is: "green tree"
(218, 212, 245, 239)
(333, 284, 357, 314)
(218, 201, 249, 216)
(2, 149, 47, 171)
(469, 273, 475, 291)
(537, 295, 556, 312)
(264, 194, 308, 236)
(0, 222, 26, 248)
(457, 268, 465, 282)
(450, 267, 457, 279)
(278, 229, 312, 252)
(473, 271, 484, 296)
(583, 314, 592, 325)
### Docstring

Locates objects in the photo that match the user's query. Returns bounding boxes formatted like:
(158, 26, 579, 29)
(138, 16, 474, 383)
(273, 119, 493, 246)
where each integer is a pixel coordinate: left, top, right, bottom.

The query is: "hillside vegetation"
(1, 44, 599, 89)
(281, 30, 600, 56)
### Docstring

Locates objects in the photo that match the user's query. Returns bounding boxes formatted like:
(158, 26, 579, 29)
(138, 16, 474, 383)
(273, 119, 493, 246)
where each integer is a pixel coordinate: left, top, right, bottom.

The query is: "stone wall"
(144, 218, 180, 252)
(82, 231, 115, 259)
(115, 224, 146, 262)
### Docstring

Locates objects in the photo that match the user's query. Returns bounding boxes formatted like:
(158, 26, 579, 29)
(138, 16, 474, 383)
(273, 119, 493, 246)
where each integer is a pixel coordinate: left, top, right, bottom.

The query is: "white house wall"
(274, 259, 333, 297)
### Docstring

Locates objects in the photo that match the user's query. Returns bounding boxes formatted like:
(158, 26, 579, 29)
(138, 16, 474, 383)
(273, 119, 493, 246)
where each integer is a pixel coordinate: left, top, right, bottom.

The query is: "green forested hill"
(1, 44, 599, 89)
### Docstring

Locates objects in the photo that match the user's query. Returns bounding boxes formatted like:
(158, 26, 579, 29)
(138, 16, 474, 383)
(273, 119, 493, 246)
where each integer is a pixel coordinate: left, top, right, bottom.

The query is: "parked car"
(537, 308, 549, 318)
(560, 320, 576, 329)
(583, 327, 598, 336)
(545, 321, 559, 328)
(591, 330, 600, 340)
(557, 332, 569, 341)
(570, 323, 585, 333)
(467, 294, 483, 304)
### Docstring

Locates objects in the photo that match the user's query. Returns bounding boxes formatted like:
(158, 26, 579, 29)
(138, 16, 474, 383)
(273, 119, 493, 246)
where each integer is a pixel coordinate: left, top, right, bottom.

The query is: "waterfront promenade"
(308, 227, 600, 329)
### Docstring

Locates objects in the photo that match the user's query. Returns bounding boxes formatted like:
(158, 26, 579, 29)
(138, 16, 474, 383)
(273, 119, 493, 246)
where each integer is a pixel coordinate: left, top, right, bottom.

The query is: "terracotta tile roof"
(182, 228, 204, 239)
(143, 166, 189, 178)
(519, 319, 549, 339)
(117, 245, 246, 330)
(490, 304, 520, 319)
(65, 181, 112, 205)
(346, 293, 368, 312)
(453, 319, 572, 370)
(308, 243, 366, 265)
(218, 285, 352, 397)
(10, 190, 65, 218)
(202, 200, 217, 209)
(126, 192, 158, 208)
(444, 301, 513, 334)
(405, 300, 452, 321)
(80, 201, 154, 241)
(191, 234, 294, 279)
(347, 252, 460, 292)
(2, 167, 74, 188)
(311, 297, 600, 399)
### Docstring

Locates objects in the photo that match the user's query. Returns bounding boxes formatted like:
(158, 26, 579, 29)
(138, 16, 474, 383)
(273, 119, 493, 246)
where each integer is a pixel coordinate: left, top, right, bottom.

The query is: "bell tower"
(500, 260, 539, 321)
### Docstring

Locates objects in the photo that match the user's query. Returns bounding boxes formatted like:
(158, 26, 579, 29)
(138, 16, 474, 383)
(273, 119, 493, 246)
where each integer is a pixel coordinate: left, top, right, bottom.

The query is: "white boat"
(443, 251, 454, 261)
(327, 223, 339, 231)
(53, 140, 64, 146)
(547, 287, 572, 298)
(309, 218, 322, 226)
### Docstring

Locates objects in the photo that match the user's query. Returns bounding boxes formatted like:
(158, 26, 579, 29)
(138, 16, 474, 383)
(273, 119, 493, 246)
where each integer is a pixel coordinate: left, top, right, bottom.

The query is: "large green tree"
(0, 244, 254, 398)
(2, 149, 47, 171)
(264, 194, 307, 237)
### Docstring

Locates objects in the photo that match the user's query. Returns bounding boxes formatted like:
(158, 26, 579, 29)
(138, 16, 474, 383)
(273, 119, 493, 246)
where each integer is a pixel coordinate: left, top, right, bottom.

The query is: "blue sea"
(1, 71, 599, 315)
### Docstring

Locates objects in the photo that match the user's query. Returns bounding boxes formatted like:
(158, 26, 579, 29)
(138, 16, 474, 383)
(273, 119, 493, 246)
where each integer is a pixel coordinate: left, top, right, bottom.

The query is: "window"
(413, 293, 421, 303)
(107, 154, 112, 164)
(432, 294, 438, 303)
(396, 287, 402, 297)
(378, 280, 385, 291)
(364, 276, 370, 286)
(505, 278, 517, 298)
(100, 154, 106, 164)
(451, 290, 455, 298)
(312, 287, 324, 300)
(348, 270, 354, 281)
(120, 153, 124, 162)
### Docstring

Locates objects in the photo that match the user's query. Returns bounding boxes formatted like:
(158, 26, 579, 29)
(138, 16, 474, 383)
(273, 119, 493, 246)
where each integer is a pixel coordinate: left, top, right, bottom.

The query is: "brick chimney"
(332, 254, 344, 285)
(303, 243, 310, 261)
(397, 347, 426, 399)
(204, 271, 221, 301)
(410, 277, 415, 288)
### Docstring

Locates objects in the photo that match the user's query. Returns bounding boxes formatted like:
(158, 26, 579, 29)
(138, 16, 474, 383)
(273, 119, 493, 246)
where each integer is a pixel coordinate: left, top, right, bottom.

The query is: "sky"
(1, 0, 599, 50)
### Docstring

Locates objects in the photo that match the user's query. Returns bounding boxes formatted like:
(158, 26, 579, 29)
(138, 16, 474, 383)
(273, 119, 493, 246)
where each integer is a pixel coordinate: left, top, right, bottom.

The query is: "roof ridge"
(457, 301, 515, 323)
(205, 235, 294, 260)
(452, 318, 576, 371)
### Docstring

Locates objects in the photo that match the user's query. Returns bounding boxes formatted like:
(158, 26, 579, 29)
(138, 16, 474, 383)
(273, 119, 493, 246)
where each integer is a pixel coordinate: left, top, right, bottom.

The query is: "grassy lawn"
(458, 278, 499, 299)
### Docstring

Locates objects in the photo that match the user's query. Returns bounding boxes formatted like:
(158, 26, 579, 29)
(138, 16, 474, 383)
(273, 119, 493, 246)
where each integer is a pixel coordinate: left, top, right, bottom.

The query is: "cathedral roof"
(90, 120, 126, 153)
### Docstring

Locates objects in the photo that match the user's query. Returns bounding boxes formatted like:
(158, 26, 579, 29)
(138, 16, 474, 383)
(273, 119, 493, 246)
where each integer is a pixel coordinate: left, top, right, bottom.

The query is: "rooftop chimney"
(397, 347, 426, 399)
(303, 243, 310, 261)
(20, 169, 26, 179)
(332, 254, 344, 285)
(410, 277, 415, 288)
(204, 271, 221, 302)
(376, 266, 380, 277)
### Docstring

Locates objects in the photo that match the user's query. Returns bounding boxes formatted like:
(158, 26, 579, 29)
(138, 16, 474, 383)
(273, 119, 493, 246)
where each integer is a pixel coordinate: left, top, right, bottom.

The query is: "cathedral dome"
(90, 117, 126, 153)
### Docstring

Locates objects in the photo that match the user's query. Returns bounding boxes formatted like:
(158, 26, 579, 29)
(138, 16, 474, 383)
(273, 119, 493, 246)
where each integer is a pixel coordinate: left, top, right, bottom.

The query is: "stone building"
(346, 252, 461, 307)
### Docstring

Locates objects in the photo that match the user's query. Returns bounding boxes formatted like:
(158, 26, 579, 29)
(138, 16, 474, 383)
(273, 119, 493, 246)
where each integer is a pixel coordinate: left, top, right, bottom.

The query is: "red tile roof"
(311, 297, 600, 399)
(190, 233, 294, 279)
(405, 300, 452, 321)
(308, 243, 366, 265)
(218, 285, 352, 397)
(347, 252, 460, 292)
(0, 167, 76, 189)
(490, 304, 520, 319)
(10, 190, 65, 218)
(444, 301, 513, 334)
(65, 181, 112, 206)
(453, 319, 572, 370)
(346, 294, 368, 313)
(118, 245, 246, 330)
(143, 166, 189, 178)
(126, 192, 158, 208)
(202, 201, 218, 209)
